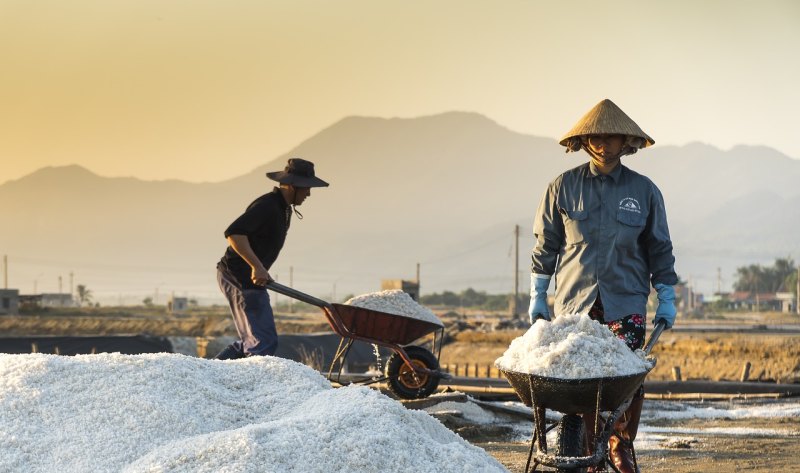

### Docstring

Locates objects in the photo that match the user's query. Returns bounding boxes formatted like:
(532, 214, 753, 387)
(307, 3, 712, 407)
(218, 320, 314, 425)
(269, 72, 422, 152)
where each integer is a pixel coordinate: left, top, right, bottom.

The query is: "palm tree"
(75, 284, 93, 307)
(771, 258, 796, 292)
(733, 264, 762, 294)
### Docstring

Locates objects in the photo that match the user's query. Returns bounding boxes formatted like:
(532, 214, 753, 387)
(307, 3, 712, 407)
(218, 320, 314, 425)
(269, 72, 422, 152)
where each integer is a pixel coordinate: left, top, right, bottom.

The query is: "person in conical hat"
(559, 98, 655, 175)
(215, 158, 329, 360)
(527, 100, 678, 473)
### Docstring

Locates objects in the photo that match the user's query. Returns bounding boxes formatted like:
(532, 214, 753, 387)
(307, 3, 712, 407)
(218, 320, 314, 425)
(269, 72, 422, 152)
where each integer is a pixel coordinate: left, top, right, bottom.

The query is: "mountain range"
(2, 112, 798, 303)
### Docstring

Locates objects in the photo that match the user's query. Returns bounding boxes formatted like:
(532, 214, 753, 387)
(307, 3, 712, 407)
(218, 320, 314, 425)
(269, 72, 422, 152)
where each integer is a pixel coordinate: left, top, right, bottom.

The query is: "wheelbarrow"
(266, 281, 448, 399)
(499, 320, 667, 473)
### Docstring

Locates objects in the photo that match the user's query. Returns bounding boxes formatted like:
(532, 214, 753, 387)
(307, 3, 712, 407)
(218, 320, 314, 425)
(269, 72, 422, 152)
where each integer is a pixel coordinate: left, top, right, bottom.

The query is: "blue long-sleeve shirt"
(531, 161, 678, 321)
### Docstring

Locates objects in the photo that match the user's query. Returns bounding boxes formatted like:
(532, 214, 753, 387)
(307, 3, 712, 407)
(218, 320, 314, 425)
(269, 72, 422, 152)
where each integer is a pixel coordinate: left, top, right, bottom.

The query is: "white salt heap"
(495, 314, 652, 378)
(0, 353, 506, 473)
(345, 289, 443, 326)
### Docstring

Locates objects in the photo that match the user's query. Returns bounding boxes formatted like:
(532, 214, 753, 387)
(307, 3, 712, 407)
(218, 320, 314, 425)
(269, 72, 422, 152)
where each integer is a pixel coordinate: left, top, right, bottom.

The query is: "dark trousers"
(217, 268, 278, 356)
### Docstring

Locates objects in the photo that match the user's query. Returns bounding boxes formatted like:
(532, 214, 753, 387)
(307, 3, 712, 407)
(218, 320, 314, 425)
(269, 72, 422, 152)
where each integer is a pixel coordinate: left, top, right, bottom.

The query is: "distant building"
(673, 284, 704, 314)
(717, 291, 793, 312)
(0, 289, 20, 315)
(40, 293, 76, 308)
(381, 279, 420, 301)
(168, 296, 188, 314)
(776, 292, 796, 313)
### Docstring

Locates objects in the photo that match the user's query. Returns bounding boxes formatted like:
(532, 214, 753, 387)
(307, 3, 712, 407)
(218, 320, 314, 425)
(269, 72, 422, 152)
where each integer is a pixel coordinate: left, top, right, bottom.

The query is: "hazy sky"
(2, 0, 799, 183)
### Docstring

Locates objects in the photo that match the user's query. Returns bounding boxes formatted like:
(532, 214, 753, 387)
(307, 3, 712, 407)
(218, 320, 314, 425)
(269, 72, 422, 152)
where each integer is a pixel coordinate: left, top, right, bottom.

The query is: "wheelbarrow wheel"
(555, 414, 587, 473)
(384, 345, 440, 400)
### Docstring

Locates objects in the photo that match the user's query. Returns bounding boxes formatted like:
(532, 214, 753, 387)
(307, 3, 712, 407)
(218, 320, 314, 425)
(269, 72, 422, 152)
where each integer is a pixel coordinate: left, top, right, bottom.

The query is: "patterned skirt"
(587, 295, 646, 351)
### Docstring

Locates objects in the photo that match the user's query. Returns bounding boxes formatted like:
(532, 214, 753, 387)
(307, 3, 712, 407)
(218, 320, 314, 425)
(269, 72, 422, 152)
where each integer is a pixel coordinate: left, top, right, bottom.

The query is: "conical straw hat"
(559, 99, 654, 149)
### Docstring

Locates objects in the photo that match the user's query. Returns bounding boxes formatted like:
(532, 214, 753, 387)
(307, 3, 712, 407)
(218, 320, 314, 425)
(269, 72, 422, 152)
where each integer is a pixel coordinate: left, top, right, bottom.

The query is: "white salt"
(424, 401, 499, 425)
(494, 314, 652, 378)
(0, 353, 505, 473)
(345, 290, 443, 327)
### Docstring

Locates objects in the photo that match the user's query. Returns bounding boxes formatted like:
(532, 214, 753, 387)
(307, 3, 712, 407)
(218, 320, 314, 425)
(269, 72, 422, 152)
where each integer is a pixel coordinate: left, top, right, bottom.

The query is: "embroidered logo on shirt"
(619, 197, 641, 214)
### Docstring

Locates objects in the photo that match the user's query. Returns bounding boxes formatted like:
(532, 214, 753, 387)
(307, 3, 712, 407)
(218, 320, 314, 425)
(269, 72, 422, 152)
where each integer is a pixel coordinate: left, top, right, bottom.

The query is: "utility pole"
(511, 225, 520, 317)
(70, 272, 74, 297)
(754, 274, 760, 313)
(716, 267, 722, 295)
(416, 262, 421, 298)
(3, 255, 7, 289)
(59, 275, 63, 294)
(796, 268, 799, 315)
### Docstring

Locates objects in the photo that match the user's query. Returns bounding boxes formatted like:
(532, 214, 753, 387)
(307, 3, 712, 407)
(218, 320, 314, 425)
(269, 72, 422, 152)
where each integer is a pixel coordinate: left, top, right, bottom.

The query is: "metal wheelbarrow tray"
(502, 369, 651, 414)
(499, 321, 666, 472)
(266, 281, 447, 399)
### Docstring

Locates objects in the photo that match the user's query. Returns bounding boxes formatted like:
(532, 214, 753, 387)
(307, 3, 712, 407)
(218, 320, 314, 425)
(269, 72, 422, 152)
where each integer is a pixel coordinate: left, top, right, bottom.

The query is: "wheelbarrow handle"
(643, 319, 667, 355)
(265, 281, 332, 309)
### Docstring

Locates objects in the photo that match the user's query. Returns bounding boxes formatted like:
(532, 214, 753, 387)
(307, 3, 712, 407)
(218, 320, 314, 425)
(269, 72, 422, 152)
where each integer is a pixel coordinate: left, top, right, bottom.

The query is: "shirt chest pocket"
(560, 208, 590, 246)
(616, 210, 647, 248)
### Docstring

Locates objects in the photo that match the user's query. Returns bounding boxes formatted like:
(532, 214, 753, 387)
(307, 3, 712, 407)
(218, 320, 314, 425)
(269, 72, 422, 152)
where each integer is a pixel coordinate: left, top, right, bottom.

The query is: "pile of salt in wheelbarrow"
(267, 281, 448, 399)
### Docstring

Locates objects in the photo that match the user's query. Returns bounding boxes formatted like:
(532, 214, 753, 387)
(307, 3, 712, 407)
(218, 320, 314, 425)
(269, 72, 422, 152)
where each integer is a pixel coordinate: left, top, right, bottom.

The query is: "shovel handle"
(264, 281, 332, 309)
(643, 320, 667, 355)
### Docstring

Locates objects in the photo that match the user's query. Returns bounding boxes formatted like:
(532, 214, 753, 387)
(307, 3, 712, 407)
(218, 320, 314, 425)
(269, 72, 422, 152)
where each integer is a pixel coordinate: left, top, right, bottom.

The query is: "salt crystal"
(494, 314, 652, 378)
(345, 290, 443, 326)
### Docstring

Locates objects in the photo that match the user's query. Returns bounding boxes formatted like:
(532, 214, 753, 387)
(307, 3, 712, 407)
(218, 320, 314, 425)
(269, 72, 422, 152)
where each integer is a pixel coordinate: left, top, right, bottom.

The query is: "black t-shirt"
(217, 188, 291, 289)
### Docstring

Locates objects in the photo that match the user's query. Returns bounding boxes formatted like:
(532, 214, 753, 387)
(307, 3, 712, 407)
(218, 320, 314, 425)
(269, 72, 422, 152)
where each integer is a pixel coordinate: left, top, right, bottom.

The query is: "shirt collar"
(273, 187, 290, 209)
(588, 161, 623, 182)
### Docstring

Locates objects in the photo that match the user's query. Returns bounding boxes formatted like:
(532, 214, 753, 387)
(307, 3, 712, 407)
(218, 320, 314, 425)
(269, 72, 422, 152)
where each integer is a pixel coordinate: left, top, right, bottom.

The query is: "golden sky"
(1, 0, 799, 183)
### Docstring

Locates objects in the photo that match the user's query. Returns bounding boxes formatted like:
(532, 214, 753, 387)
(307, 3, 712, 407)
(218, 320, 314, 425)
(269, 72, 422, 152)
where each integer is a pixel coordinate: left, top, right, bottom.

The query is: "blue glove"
(528, 274, 551, 324)
(654, 283, 676, 329)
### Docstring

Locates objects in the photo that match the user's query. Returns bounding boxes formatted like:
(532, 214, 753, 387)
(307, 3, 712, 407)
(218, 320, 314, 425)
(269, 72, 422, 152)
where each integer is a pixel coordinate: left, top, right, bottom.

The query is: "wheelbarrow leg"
(327, 337, 354, 384)
(526, 383, 548, 473)
(524, 405, 547, 473)
(583, 378, 607, 472)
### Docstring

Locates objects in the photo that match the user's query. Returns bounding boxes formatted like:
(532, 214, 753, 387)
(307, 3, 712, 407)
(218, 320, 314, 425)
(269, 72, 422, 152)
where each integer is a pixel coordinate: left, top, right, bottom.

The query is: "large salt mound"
(495, 314, 652, 378)
(345, 290, 443, 327)
(0, 353, 506, 473)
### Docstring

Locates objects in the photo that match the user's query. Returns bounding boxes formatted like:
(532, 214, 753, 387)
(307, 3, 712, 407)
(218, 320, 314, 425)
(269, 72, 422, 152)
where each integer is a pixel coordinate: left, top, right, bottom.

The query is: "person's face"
(585, 134, 625, 157)
(292, 186, 311, 205)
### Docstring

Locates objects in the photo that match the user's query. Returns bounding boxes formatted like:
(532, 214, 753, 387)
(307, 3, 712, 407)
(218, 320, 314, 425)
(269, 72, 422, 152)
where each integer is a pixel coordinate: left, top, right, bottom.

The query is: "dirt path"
(479, 416, 800, 472)
(481, 435, 799, 472)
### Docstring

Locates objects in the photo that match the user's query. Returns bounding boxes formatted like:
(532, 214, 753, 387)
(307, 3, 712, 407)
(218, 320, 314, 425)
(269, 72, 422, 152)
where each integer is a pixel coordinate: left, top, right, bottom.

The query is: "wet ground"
(481, 432, 800, 473)
(427, 397, 800, 472)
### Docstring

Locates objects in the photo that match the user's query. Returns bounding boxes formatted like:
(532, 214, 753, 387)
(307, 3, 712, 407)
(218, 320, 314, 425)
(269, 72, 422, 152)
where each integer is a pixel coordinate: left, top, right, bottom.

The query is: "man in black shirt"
(215, 158, 329, 359)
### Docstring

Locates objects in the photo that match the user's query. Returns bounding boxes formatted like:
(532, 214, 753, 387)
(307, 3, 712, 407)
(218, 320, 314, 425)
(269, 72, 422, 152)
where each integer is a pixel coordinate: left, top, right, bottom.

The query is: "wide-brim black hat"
(266, 158, 329, 188)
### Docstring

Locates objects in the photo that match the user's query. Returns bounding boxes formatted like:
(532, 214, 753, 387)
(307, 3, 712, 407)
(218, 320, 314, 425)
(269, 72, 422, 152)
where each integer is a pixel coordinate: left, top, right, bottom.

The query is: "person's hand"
(528, 298, 549, 323)
(528, 274, 551, 324)
(251, 266, 272, 287)
(654, 283, 676, 329)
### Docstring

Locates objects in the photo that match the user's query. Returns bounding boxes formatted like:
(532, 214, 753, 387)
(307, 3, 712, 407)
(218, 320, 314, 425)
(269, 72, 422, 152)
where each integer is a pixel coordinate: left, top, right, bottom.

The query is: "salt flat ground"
(466, 398, 800, 472)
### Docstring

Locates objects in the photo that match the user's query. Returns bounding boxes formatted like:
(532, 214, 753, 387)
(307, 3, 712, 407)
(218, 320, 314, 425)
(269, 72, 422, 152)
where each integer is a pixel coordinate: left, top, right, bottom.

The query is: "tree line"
(733, 257, 797, 295)
(420, 288, 526, 311)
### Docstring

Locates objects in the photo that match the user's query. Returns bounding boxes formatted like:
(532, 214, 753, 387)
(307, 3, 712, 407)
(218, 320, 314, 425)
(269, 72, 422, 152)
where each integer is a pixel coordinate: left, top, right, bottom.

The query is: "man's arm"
(532, 180, 564, 276)
(227, 235, 271, 286)
(644, 185, 678, 287)
(529, 180, 563, 323)
(644, 184, 679, 328)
